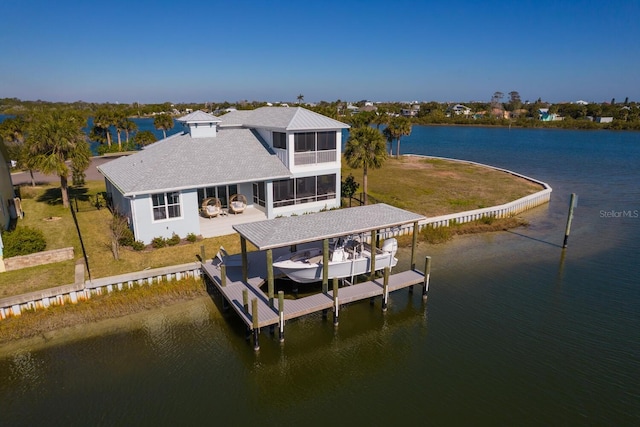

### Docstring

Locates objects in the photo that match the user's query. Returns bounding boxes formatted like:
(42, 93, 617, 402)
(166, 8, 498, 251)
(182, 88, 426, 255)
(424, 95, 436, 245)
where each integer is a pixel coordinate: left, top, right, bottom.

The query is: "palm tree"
(93, 108, 115, 147)
(344, 126, 387, 205)
(154, 113, 174, 139)
(25, 110, 91, 208)
(0, 116, 36, 186)
(386, 116, 412, 159)
(373, 108, 389, 130)
(297, 94, 304, 104)
(120, 118, 137, 145)
(112, 109, 126, 150)
(382, 126, 394, 156)
(132, 130, 156, 149)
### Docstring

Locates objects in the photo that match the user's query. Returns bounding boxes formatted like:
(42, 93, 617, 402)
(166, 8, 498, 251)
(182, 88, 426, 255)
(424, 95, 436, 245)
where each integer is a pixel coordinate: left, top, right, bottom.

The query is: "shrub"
(131, 240, 146, 251)
(151, 236, 167, 248)
(118, 228, 135, 247)
(420, 224, 453, 244)
(186, 233, 197, 243)
(479, 214, 496, 225)
(167, 233, 181, 246)
(2, 226, 47, 257)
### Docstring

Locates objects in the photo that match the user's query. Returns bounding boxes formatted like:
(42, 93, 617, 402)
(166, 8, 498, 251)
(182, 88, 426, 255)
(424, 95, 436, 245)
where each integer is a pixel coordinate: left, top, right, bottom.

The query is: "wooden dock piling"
(423, 256, 431, 300)
(252, 298, 259, 351)
(382, 267, 389, 311)
(333, 277, 339, 326)
(278, 291, 285, 342)
(563, 193, 577, 248)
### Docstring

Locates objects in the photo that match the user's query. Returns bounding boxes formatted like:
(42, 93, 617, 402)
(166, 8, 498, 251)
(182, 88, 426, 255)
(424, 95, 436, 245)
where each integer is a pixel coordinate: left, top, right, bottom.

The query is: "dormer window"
(273, 132, 287, 149)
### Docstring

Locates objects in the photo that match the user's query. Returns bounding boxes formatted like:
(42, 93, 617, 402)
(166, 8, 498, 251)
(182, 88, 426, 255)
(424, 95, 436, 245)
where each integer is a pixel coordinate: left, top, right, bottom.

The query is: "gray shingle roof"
(98, 128, 292, 196)
(219, 107, 349, 130)
(234, 204, 426, 250)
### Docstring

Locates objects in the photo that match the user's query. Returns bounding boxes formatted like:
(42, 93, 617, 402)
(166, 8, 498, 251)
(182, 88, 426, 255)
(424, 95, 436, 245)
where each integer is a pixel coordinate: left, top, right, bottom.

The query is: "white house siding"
(105, 180, 131, 218)
(132, 189, 200, 244)
(185, 123, 219, 138)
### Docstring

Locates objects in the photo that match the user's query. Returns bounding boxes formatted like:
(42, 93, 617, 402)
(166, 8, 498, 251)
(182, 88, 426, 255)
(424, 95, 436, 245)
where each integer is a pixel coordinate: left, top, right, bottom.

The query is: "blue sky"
(1, 0, 639, 104)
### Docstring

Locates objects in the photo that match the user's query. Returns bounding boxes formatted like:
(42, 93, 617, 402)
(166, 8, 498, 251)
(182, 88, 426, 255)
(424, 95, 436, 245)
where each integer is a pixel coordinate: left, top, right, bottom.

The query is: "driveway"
(10, 155, 126, 186)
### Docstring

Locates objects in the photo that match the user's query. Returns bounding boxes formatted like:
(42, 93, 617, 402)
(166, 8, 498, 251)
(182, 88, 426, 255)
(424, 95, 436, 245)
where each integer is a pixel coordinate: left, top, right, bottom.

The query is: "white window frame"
(151, 191, 182, 222)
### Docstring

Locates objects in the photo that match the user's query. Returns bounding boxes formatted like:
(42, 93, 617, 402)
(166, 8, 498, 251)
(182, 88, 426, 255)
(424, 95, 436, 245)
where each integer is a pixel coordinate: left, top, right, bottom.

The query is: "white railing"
(294, 150, 337, 165)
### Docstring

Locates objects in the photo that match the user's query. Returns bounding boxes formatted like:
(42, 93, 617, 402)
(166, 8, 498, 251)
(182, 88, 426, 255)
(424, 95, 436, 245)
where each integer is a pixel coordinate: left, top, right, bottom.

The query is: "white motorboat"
(272, 236, 398, 284)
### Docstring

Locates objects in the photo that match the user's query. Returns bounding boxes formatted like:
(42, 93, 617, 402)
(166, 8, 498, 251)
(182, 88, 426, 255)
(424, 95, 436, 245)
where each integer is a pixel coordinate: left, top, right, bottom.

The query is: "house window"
(253, 182, 266, 207)
(273, 132, 287, 149)
(293, 131, 337, 165)
(273, 174, 337, 207)
(317, 132, 336, 150)
(296, 176, 316, 204)
(294, 132, 315, 152)
(152, 192, 181, 221)
(317, 174, 336, 200)
(273, 179, 295, 207)
(198, 185, 237, 208)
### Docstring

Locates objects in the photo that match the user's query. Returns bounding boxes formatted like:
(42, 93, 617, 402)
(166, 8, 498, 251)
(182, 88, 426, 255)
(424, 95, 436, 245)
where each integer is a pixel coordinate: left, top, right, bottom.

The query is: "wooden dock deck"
(201, 249, 426, 330)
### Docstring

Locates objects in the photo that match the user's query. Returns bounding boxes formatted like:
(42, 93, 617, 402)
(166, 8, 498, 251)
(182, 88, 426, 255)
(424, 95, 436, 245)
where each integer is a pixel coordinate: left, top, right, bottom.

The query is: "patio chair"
(201, 197, 222, 218)
(229, 194, 247, 214)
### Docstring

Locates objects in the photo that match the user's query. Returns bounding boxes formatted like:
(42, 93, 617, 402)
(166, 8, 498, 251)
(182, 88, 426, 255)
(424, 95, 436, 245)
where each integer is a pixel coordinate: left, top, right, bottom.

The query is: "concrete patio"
(198, 206, 268, 238)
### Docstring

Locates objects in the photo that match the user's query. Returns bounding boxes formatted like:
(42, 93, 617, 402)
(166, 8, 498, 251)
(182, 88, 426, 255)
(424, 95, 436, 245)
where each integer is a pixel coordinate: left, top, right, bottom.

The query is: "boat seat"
(306, 255, 324, 264)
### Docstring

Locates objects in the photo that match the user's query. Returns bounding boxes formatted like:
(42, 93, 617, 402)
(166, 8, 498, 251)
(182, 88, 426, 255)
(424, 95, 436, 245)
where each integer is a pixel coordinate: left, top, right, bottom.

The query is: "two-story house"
(98, 107, 350, 244)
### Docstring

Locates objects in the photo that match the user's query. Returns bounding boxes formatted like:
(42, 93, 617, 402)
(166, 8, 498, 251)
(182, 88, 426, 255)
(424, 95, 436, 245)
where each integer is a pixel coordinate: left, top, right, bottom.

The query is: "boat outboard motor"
(381, 238, 398, 258)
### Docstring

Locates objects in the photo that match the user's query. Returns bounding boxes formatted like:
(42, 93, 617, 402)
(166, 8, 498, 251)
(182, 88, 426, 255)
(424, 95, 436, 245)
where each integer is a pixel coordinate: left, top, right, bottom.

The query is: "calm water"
(2, 126, 639, 425)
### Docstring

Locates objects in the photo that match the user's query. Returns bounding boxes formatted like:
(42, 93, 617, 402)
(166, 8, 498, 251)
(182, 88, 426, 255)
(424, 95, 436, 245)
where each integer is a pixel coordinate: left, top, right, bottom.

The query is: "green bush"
(186, 233, 197, 243)
(151, 236, 167, 248)
(420, 224, 453, 244)
(118, 228, 135, 247)
(2, 226, 47, 257)
(479, 214, 496, 225)
(131, 240, 146, 251)
(167, 233, 181, 246)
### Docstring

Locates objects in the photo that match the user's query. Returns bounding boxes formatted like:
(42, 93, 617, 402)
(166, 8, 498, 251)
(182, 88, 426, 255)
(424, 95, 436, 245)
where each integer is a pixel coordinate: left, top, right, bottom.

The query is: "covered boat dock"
(201, 203, 431, 350)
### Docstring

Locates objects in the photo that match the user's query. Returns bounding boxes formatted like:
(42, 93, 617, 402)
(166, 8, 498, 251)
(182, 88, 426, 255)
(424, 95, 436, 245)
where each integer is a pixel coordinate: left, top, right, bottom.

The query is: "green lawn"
(1, 182, 241, 296)
(342, 156, 542, 216)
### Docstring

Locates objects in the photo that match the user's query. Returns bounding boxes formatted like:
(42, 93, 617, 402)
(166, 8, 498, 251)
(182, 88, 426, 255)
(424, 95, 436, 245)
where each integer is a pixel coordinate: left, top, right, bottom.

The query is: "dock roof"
(233, 203, 426, 250)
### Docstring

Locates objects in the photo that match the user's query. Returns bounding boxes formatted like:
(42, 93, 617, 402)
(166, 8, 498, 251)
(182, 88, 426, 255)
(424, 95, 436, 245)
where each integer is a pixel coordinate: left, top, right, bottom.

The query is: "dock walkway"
(201, 249, 426, 330)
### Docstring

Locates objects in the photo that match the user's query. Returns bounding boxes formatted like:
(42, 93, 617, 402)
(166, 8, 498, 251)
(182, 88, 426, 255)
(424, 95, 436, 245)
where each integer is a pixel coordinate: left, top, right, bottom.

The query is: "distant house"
(538, 108, 562, 121)
(595, 116, 613, 123)
(346, 104, 359, 114)
(575, 100, 589, 105)
(449, 104, 472, 117)
(98, 108, 350, 244)
(401, 104, 420, 117)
